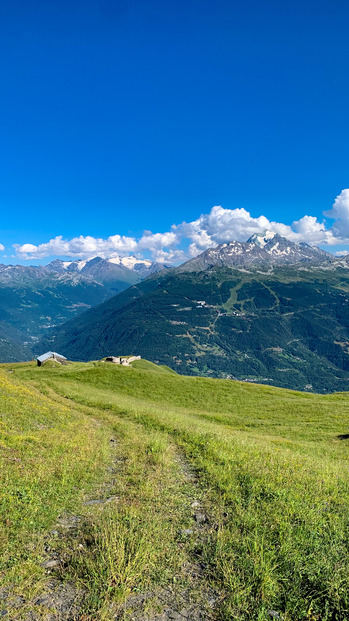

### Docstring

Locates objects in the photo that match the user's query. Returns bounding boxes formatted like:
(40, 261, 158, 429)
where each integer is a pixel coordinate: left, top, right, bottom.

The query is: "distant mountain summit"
(0, 255, 171, 363)
(107, 255, 172, 278)
(47, 255, 172, 280)
(179, 232, 333, 272)
(47, 256, 141, 289)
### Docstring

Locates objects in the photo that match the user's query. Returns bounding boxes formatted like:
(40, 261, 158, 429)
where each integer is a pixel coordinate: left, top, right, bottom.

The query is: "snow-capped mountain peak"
(107, 255, 152, 270)
(75, 258, 93, 271)
(247, 231, 276, 247)
(47, 255, 172, 280)
(178, 233, 334, 272)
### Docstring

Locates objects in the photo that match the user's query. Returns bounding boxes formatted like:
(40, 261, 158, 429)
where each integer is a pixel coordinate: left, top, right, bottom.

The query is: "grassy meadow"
(0, 359, 348, 620)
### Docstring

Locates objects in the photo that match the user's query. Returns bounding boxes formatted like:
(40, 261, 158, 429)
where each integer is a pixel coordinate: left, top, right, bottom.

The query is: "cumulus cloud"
(14, 189, 349, 263)
(175, 206, 272, 246)
(324, 189, 349, 239)
(14, 231, 183, 263)
(15, 234, 138, 260)
(138, 231, 178, 252)
(174, 205, 338, 255)
(0, 243, 4, 252)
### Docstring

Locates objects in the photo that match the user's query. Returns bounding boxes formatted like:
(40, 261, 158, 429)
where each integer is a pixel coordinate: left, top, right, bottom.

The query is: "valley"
(42, 264, 349, 393)
(2, 234, 349, 393)
(0, 257, 169, 363)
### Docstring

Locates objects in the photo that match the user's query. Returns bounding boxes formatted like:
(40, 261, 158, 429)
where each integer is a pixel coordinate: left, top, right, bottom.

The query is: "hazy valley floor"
(0, 360, 348, 620)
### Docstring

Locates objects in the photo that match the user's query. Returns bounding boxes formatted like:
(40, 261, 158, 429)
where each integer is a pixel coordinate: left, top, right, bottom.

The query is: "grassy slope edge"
(1, 360, 349, 620)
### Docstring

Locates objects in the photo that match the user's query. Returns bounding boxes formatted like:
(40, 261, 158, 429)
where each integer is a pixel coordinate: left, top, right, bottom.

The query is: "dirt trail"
(2, 402, 220, 620)
(1, 436, 120, 621)
(118, 452, 219, 621)
(15, 446, 218, 621)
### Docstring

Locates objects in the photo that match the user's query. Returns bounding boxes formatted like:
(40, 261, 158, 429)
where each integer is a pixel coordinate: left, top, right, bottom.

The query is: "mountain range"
(178, 232, 336, 271)
(46, 255, 171, 280)
(38, 233, 349, 393)
(0, 256, 170, 361)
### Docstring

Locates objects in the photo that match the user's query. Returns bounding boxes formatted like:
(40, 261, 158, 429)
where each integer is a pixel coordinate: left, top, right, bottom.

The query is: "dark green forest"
(42, 266, 349, 393)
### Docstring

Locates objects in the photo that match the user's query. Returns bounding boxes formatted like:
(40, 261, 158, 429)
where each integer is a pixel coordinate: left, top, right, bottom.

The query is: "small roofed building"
(105, 355, 141, 366)
(105, 356, 121, 364)
(37, 351, 67, 366)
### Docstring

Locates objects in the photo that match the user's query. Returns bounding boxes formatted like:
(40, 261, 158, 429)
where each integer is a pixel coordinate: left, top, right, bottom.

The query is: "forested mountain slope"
(41, 264, 349, 392)
(0, 268, 111, 361)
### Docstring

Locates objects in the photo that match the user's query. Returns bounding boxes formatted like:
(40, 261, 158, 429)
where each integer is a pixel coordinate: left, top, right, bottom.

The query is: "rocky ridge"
(178, 232, 334, 272)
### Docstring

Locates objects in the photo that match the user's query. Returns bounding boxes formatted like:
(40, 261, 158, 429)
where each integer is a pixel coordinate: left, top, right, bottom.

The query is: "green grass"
(1, 360, 349, 620)
(0, 366, 112, 598)
(59, 415, 204, 618)
(130, 358, 178, 374)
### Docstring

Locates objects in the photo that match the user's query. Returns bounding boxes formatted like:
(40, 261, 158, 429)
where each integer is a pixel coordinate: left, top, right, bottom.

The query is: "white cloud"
(335, 250, 349, 257)
(324, 189, 349, 239)
(175, 206, 271, 247)
(148, 248, 187, 264)
(175, 205, 336, 252)
(13, 189, 349, 263)
(15, 230, 183, 263)
(136, 231, 185, 263)
(286, 215, 337, 245)
(15, 234, 138, 260)
(0, 243, 4, 252)
(139, 231, 178, 252)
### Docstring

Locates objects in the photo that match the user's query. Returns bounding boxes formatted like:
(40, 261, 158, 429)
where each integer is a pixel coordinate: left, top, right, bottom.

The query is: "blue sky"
(0, 0, 349, 264)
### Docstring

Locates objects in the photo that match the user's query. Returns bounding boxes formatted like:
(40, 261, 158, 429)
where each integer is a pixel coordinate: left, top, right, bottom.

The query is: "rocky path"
(1, 436, 120, 621)
(119, 452, 219, 621)
(2, 420, 220, 620)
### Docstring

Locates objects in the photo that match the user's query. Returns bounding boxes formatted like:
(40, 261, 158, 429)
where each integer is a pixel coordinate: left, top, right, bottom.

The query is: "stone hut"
(37, 351, 67, 366)
(105, 355, 141, 366)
